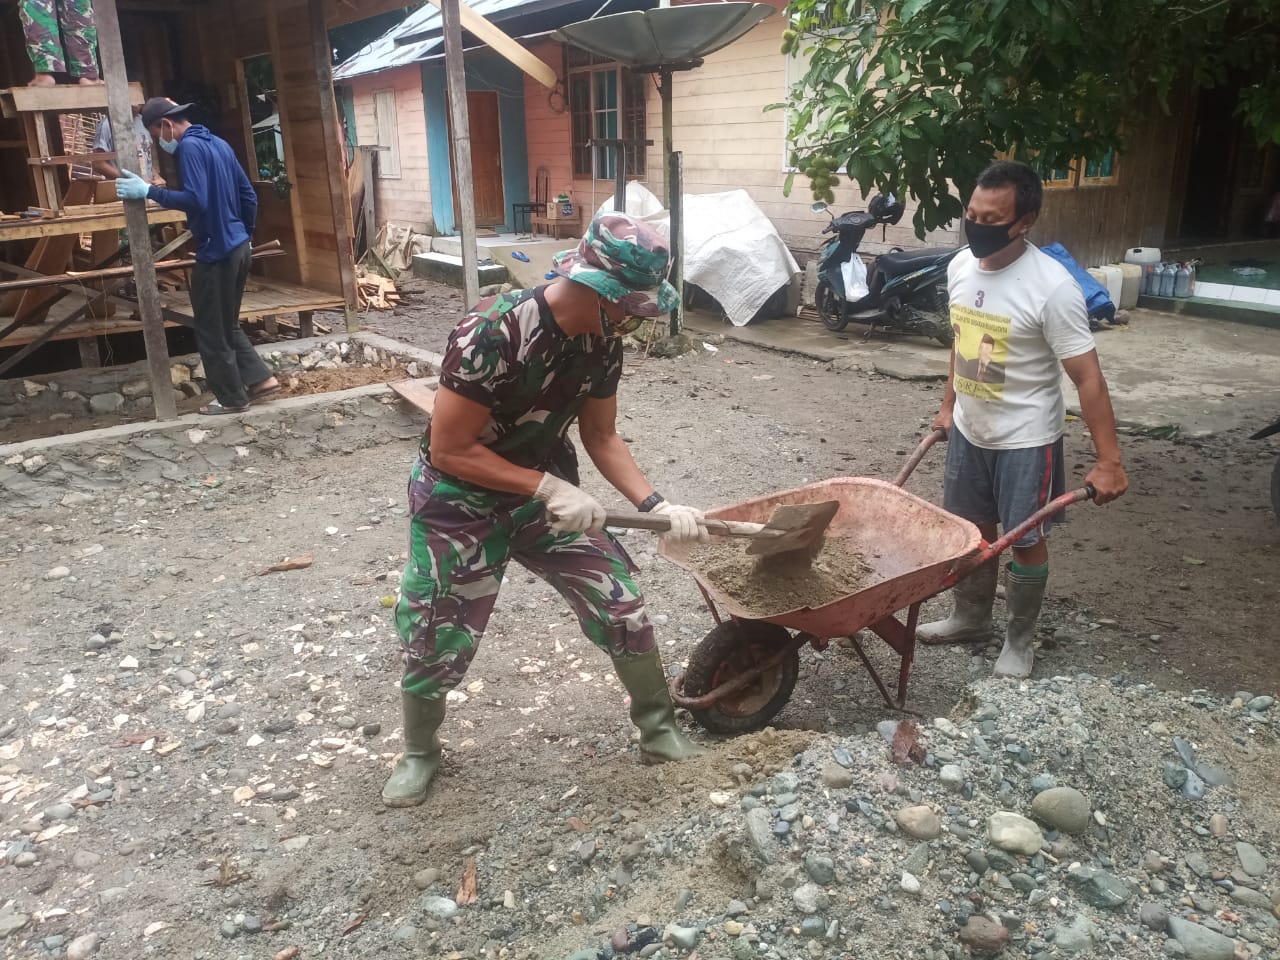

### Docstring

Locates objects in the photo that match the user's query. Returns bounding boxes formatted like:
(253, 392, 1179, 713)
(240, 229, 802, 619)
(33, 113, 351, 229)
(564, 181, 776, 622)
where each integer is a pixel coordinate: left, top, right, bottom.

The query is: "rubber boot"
(993, 566, 1048, 680)
(612, 649, 705, 764)
(381, 692, 445, 807)
(915, 561, 998, 645)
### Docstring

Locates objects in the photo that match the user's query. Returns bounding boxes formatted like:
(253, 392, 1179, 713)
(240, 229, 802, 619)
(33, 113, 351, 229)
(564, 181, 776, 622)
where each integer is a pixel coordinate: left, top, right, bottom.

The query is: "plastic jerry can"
(1174, 263, 1193, 298)
(1117, 263, 1142, 308)
(1123, 247, 1161, 266)
(1086, 267, 1109, 297)
(1100, 264, 1124, 305)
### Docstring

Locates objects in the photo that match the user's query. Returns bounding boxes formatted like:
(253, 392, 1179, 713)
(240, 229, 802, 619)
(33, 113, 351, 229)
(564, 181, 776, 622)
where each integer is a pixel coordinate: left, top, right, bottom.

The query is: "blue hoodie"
(147, 125, 258, 263)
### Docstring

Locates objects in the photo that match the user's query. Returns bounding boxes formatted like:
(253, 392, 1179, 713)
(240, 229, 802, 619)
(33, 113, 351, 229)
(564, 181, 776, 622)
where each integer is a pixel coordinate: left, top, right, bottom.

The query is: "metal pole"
(614, 144, 626, 213)
(669, 150, 683, 335)
(95, 0, 177, 420)
(442, 0, 481, 307)
(661, 68, 674, 212)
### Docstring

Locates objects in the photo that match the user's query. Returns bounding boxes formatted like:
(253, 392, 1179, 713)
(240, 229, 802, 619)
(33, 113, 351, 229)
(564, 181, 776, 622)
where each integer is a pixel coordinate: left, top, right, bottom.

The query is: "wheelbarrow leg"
(851, 602, 922, 712)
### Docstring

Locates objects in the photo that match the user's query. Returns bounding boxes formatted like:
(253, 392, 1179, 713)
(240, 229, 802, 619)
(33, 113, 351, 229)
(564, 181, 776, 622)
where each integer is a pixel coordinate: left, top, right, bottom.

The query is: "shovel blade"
(746, 500, 840, 561)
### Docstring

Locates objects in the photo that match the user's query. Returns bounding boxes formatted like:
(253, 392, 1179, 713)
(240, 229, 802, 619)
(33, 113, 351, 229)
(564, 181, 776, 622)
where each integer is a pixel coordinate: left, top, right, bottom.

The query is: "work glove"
(115, 169, 151, 201)
(651, 501, 708, 543)
(534, 474, 606, 534)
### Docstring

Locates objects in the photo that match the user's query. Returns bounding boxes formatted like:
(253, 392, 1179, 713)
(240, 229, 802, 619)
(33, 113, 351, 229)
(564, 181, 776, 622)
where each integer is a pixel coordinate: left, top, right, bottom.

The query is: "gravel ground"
(0, 278, 1276, 960)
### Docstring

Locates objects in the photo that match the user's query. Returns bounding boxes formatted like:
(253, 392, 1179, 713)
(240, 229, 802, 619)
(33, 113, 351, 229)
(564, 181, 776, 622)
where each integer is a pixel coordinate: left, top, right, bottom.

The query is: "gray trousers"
(191, 241, 270, 408)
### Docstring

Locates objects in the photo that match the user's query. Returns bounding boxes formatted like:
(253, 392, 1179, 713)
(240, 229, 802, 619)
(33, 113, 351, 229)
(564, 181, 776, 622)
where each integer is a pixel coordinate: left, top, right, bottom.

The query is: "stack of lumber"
(357, 271, 400, 311)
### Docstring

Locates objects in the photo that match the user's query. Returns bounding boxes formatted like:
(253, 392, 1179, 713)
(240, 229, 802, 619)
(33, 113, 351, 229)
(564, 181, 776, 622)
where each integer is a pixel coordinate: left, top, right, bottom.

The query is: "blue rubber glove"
(115, 169, 151, 201)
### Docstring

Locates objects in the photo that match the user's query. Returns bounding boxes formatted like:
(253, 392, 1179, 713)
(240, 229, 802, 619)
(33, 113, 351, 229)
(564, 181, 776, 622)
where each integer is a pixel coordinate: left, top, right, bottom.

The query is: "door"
(450, 91, 505, 226)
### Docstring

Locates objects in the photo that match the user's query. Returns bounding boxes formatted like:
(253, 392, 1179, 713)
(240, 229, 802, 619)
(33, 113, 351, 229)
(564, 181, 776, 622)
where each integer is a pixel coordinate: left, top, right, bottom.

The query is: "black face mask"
(964, 218, 1018, 259)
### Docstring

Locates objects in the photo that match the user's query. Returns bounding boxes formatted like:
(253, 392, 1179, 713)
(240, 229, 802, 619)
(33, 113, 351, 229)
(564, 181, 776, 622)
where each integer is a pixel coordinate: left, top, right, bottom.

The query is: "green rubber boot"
(381, 692, 445, 807)
(993, 565, 1048, 680)
(612, 649, 705, 764)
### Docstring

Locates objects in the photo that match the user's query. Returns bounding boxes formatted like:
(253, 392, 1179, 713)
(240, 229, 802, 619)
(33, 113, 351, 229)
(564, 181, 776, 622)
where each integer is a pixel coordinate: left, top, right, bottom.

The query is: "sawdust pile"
(684, 533, 873, 618)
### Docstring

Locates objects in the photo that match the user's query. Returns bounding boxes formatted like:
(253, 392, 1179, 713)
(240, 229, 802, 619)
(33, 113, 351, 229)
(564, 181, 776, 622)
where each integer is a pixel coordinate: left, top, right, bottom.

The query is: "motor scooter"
(812, 195, 960, 346)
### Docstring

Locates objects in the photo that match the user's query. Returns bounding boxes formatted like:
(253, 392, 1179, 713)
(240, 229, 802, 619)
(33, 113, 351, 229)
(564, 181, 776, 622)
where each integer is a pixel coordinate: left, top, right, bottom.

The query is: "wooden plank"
(419, 0, 557, 89)
(442, 0, 481, 308)
(0, 207, 185, 242)
(96, 0, 177, 421)
(159, 279, 344, 321)
(0, 82, 145, 118)
(0, 315, 184, 348)
(2, 179, 97, 321)
(388, 379, 437, 417)
(29, 152, 116, 167)
(267, 3, 311, 287)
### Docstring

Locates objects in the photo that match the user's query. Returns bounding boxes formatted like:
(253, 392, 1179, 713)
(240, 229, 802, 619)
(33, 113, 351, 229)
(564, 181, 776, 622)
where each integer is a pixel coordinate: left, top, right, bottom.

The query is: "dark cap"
(140, 97, 193, 128)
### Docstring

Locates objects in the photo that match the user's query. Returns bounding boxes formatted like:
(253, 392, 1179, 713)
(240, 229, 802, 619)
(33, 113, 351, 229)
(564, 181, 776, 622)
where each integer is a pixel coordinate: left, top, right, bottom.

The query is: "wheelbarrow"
(657, 430, 1095, 734)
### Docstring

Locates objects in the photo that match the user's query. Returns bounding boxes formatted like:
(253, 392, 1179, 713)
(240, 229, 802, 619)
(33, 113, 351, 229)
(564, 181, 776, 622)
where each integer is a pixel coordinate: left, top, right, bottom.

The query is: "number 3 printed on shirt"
(975, 290, 985, 308)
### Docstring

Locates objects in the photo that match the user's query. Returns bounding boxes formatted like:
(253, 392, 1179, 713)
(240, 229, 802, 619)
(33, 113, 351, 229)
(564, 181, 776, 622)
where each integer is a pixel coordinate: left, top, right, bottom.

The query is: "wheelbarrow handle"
(604, 510, 767, 538)
(942, 483, 1097, 588)
(892, 428, 948, 488)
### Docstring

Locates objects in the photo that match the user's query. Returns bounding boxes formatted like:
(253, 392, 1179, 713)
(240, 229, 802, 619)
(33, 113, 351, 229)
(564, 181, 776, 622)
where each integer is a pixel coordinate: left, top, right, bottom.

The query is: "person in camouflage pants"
(384, 213, 709, 808)
(19, 0, 101, 85)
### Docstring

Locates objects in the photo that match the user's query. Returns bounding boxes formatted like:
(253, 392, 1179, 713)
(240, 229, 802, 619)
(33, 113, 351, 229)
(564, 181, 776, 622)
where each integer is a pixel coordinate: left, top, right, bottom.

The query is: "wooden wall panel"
(348, 67, 434, 233)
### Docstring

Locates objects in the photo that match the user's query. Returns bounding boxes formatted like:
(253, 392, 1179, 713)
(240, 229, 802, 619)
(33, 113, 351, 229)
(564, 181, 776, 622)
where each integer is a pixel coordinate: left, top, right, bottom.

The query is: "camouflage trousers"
(20, 0, 99, 79)
(395, 460, 655, 701)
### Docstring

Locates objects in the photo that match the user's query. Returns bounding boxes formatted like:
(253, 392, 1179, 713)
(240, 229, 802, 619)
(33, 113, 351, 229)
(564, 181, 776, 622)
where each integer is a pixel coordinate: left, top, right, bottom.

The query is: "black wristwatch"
(637, 492, 666, 513)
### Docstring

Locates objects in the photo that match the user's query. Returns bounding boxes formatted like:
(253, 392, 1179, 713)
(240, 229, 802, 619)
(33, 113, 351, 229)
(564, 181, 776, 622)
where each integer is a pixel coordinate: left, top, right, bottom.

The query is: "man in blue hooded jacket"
(117, 97, 279, 414)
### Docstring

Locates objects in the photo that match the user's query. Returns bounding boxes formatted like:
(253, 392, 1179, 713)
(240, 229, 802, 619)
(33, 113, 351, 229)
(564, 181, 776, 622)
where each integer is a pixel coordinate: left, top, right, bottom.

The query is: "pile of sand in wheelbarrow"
(683, 534, 873, 617)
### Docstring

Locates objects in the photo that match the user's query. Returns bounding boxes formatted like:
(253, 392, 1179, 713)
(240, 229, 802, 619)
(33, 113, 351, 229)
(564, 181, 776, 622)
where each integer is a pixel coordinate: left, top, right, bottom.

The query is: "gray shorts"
(943, 428, 1065, 548)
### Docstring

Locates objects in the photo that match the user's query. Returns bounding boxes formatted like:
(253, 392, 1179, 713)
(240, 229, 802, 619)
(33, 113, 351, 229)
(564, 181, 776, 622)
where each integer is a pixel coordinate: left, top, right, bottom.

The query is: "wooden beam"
(28, 152, 116, 167)
(0, 243, 281, 293)
(0, 82, 145, 118)
(95, 0, 178, 421)
(0, 207, 185, 243)
(442, 0, 481, 308)
(310, 0, 359, 330)
(421, 0, 557, 90)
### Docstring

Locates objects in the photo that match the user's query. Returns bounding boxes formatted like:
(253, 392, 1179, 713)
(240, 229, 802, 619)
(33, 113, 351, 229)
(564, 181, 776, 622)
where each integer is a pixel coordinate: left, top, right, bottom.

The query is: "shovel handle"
(604, 510, 767, 538)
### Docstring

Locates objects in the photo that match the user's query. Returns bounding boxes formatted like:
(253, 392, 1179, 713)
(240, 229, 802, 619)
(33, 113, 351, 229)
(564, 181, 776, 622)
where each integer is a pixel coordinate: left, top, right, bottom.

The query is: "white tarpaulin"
(598, 184, 800, 326)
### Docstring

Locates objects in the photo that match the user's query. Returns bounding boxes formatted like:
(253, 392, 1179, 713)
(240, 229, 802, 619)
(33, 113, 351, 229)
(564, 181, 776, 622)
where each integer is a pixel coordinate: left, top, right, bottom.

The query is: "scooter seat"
(877, 247, 958, 277)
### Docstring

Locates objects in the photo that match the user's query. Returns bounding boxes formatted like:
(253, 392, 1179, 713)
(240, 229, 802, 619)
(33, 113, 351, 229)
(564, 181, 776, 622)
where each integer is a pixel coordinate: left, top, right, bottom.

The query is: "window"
(568, 50, 646, 180)
(373, 89, 401, 179)
(1033, 156, 1077, 189)
(241, 53, 285, 182)
(1080, 148, 1118, 185)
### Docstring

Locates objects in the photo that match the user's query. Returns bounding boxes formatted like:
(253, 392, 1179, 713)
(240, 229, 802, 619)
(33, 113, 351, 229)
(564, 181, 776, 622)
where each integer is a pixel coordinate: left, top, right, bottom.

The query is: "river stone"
(418, 896, 459, 920)
(1140, 902, 1169, 931)
(1067, 865, 1133, 908)
(958, 916, 1009, 954)
(792, 883, 830, 915)
(744, 807, 776, 865)
(1230, 887, 1273, 911)
(0, 914, 30, 939)
(938, 764, 964, 792)
(820, 762, 855, 789)
(895, 805, 942, 840)
(664, 924, 700, 950)
(1030, 786, 1091, 835)
(988, 812, 1044, 855)
(66, 933, 100, 959)
(1167, 916, 1236, 960)
(1052, 914, 1096, 954)
(1236, 842, 1267, 877)
(803, 853, 836, 885)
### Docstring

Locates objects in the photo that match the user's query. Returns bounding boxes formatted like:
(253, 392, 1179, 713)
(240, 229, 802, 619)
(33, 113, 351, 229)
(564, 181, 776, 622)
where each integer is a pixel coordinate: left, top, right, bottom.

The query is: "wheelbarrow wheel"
(682, 621, 799, 735)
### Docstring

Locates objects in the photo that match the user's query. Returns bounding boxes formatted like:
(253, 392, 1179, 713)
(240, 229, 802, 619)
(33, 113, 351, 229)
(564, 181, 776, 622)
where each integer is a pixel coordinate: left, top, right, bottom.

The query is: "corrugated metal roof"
(333, 0, 554, 79)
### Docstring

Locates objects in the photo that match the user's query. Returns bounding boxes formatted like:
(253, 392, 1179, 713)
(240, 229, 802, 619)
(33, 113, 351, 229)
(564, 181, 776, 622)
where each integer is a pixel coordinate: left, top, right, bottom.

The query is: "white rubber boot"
(916, 561, 998, 645)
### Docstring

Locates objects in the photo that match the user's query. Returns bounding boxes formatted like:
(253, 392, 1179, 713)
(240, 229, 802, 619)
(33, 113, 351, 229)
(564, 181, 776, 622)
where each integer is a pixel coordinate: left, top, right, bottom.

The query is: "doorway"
(450, 91, 506, 227)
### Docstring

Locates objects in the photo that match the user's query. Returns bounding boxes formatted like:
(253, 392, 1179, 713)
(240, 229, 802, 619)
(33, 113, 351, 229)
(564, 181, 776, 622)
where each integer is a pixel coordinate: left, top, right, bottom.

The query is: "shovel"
(604, 500, 840, 567)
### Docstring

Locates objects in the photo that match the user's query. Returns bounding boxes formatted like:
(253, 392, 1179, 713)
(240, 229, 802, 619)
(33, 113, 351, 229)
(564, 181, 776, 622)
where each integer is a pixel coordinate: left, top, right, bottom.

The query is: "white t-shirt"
(947, 242, 1095, 450)
(93, 113, 155, 183)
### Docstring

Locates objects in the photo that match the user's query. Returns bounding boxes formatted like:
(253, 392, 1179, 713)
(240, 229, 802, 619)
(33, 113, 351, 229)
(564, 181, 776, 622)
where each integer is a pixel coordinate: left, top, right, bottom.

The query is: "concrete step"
(412, 252, 508, 289)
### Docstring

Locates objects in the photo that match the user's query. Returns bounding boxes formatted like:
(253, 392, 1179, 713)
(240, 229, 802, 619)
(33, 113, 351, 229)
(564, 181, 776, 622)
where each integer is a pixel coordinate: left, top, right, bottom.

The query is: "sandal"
(250, 378, 282, 399)
(199, 401, 251, 416)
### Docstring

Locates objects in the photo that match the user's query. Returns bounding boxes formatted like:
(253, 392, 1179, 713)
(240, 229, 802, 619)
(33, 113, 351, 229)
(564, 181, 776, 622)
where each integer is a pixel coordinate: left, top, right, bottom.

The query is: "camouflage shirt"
(425, 286, 623, 488)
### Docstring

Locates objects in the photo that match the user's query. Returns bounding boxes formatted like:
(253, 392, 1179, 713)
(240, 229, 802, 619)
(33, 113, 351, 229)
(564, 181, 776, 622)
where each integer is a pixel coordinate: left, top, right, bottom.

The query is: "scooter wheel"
(816, 280, 848, 332)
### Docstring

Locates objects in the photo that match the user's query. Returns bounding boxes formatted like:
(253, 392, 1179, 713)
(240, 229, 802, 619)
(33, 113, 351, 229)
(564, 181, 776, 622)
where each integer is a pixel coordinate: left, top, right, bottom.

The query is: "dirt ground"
(1, 277, 1277, 959)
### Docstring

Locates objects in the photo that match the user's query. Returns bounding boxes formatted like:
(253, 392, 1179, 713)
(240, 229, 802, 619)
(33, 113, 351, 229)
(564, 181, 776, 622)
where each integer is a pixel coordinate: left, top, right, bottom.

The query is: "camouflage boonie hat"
(551, 213, 679, 317)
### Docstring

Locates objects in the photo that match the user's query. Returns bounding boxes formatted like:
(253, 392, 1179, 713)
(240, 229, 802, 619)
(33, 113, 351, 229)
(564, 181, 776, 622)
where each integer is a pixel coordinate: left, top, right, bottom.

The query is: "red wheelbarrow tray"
(658, 477, 983, 638)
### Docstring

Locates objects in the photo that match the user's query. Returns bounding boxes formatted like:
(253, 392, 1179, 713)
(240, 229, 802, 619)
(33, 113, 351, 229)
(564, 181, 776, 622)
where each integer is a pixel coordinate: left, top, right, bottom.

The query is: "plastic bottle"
(1158, 263, 1177, 298)
(1174, 263, 1192, 298)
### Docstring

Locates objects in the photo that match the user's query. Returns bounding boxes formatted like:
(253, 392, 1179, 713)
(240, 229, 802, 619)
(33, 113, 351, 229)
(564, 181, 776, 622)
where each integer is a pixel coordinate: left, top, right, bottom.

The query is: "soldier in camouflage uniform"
(19, 0, 101, 85)
(384, 213, 708, 808)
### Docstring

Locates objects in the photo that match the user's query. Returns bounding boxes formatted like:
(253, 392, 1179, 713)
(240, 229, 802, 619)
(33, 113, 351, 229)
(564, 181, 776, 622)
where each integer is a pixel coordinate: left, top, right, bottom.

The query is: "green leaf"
(900, 0, 930, 22)
(783, 171, 796, 196)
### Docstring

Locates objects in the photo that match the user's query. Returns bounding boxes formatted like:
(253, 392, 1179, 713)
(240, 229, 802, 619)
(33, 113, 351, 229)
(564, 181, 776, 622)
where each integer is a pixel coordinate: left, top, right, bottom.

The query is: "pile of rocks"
(559, 675, 1279, 960)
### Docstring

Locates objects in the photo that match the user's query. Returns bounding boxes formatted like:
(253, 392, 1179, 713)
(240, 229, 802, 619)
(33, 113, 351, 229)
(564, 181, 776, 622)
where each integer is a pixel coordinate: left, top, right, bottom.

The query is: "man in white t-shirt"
(92, 107, 163, 185)
(918, 160, 1128, 679)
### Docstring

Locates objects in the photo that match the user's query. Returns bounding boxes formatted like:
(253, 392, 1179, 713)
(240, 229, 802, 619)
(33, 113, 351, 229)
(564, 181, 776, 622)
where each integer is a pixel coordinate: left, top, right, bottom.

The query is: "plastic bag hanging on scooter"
(840, 252, 869, 301)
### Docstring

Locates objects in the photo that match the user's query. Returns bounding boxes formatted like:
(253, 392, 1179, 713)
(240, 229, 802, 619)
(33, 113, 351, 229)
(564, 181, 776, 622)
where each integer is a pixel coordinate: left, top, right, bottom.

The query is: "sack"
(840, 253, 869, 301)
